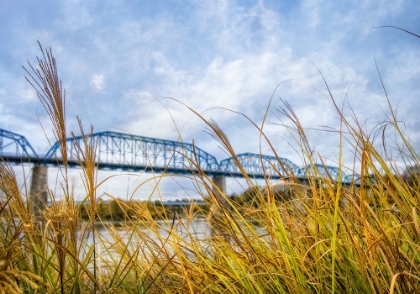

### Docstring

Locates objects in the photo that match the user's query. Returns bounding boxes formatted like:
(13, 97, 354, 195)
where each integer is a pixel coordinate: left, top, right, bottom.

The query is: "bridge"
(0, 128, 357, 180)
(0, 128, 358, 214)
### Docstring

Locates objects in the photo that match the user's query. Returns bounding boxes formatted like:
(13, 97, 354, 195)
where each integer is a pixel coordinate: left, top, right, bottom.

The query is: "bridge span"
(1, 128, 358, 214)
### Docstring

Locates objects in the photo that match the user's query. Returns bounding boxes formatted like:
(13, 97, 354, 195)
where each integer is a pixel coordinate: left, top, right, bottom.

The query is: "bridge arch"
(219, 153, 299, 179)
(45, 131, 220, 174)
(295, 163, 355, 183)
(0, 128, 38, 158)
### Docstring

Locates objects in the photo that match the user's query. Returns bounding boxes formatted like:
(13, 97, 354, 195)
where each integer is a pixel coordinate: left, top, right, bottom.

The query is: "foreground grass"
(0, 43, 419, 293)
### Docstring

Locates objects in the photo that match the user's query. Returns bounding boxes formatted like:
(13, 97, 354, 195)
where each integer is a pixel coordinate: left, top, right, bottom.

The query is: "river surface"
(86, 218, 211, 245)
(82, 218, 265, 262)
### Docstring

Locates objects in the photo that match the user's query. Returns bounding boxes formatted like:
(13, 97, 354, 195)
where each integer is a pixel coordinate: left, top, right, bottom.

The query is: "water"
(80, 218, 214, 266)
(81, 218, 265, 264)
(85, 218, 211, 245)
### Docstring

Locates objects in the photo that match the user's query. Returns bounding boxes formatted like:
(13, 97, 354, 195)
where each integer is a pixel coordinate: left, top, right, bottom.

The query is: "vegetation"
(1, 35, 420, 293)
(78, 199, 209, 222)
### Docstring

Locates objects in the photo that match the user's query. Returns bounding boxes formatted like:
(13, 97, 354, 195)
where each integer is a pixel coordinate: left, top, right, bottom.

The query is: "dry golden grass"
(0, 40, 419, 293)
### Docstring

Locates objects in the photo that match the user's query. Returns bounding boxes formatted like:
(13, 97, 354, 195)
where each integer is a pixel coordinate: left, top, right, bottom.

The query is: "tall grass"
(0, 41, 419, 293)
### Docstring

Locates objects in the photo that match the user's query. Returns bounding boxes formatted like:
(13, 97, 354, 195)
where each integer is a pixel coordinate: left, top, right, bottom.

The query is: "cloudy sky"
(1, 0, 419, 200)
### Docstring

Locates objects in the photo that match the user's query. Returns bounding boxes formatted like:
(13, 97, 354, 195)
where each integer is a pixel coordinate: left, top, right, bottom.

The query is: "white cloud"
(90, 74, 105, 92)
(302, 0, 323, 28)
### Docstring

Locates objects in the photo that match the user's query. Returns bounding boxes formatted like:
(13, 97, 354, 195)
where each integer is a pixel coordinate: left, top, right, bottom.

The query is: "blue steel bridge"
(0, 128, 357, 183)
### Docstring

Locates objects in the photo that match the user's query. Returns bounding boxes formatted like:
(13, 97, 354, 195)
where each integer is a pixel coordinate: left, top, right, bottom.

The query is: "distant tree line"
(78, 199, 210, 222)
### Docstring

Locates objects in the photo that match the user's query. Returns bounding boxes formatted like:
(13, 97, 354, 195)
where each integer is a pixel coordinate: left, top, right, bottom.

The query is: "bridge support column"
(29, 165, 48, 220)
(210, 176, 230, 237)
(212, 176, 227, 202)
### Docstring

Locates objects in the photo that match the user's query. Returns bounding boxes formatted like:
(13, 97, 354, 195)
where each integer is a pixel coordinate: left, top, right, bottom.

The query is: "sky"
(0, 0, 419, 200)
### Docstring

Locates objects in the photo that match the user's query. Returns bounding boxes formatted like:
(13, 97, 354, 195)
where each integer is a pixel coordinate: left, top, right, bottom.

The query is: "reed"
(0, 40, 419, 293)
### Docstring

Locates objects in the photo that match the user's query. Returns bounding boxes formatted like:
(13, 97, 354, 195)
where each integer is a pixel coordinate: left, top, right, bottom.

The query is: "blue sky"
(1, 0, 419, 200)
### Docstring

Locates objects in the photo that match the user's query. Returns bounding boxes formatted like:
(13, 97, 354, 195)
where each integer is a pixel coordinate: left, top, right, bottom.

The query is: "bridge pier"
(210, 176, 230, 236)
(29, 165, 48, 220)
(212, 176, 227, 205)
